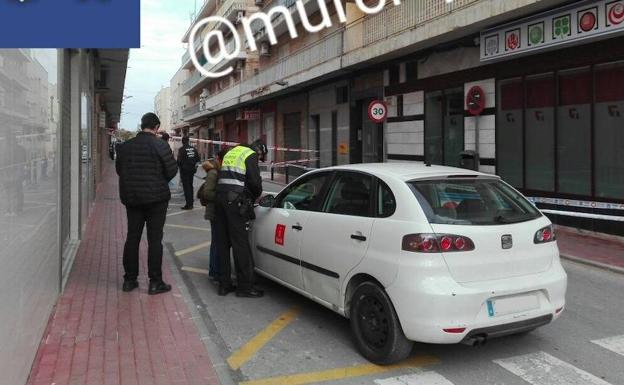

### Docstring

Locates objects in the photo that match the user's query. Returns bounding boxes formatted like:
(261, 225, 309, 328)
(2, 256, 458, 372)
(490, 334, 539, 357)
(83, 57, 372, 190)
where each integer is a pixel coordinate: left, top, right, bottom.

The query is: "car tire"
(350, 281, 413, 364)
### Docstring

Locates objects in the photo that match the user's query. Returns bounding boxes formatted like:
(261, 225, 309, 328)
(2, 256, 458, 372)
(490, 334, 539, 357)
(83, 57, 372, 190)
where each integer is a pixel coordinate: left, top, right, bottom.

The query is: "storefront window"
(557, 68, 591, 195)
(526, 74, 555, 191)
(595, 62, 624, 199)
(425, 91, 443, 165)
(497, 78, 524, 188)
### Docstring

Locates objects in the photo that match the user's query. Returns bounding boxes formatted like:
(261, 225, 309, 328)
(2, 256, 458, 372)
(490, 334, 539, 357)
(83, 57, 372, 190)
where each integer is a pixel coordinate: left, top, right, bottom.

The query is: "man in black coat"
(115, 113, 178, 295)
(177, 136, 200, 210)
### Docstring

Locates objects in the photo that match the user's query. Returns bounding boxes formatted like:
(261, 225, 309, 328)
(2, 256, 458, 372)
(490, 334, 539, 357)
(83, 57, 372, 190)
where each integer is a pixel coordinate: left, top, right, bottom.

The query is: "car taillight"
(534, 225, 556, 244)
(402, 234, 475, 253)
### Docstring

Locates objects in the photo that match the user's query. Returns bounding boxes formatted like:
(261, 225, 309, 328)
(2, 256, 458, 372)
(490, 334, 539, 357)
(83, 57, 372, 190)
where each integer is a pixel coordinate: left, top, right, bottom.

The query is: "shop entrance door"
(425, 88, 464, 167)
(352, 98, 383, 164)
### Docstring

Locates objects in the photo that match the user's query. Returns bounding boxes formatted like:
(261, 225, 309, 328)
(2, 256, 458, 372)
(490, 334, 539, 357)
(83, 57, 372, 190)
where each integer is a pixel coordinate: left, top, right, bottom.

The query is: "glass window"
(425, 91, 443, 165)
(595, 62, 624, 199)
(497, 78, 524, 188)
(408, 178, 541, 225)
(323, 173, 373, 217)
(557, 68, 592, 195)
(526, 74, 555, 191)
(277, 172, 329, 211)
(377, 180, 396, 217)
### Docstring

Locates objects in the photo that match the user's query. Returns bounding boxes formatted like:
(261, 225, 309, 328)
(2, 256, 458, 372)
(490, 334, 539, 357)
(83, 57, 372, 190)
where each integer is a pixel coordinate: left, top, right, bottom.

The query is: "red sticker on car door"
(275, 224, 286, 246)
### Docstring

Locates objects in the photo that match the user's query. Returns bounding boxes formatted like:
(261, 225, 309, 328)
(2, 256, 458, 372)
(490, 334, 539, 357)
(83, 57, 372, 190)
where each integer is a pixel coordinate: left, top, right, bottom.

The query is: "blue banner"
(0, 0, 140, 48)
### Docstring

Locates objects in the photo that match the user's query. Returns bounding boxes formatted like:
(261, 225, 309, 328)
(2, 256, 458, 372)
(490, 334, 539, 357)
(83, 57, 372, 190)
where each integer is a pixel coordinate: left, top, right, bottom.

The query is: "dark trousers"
(123, 201, 168, 282)
(214, 192, 255, 291)
(209, 220, 220, 278)
(180, 171, 195, 207)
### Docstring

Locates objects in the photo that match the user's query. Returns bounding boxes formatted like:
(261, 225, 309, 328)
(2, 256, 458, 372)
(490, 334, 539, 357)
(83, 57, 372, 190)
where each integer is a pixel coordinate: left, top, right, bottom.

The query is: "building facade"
(0, 48, 128, 385)
(154, 86, 172, 133)
(171, 0, 623, 235)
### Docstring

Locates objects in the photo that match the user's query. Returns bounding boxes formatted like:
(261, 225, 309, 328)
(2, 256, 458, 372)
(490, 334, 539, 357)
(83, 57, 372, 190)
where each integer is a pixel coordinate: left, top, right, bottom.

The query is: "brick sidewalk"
(27, 165, 221, 385)
(555, 225, 624, 271)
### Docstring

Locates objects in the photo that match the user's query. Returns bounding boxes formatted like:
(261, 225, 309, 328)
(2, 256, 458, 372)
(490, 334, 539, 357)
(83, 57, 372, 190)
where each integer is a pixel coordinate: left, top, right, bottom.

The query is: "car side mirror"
(258, 194, 275, 208)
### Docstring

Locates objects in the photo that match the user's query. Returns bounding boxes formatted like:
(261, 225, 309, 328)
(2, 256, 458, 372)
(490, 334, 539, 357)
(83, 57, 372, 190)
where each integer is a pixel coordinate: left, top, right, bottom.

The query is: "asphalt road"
(162, 176, 624, 385)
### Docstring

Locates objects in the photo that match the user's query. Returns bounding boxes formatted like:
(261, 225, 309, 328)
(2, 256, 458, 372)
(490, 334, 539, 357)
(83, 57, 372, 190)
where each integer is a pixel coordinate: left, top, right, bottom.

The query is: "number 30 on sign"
(368, 100, 388, 123)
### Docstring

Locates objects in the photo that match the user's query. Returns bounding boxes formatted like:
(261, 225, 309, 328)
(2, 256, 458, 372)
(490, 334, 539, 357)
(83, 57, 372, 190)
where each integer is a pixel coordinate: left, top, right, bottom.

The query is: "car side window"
(377, 180, 396, 217)
(277, 173, 329, 211)
(323, 173, 373, 217)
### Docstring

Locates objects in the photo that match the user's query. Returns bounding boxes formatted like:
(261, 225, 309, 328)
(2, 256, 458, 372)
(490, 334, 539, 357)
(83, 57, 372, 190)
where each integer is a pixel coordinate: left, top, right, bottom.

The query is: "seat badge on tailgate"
(501, 234, 513, 249)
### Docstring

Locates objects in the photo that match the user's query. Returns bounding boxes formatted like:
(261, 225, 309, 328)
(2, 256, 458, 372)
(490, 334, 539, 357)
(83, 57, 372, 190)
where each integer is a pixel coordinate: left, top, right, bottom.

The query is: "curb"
(560, 254, 624, 275)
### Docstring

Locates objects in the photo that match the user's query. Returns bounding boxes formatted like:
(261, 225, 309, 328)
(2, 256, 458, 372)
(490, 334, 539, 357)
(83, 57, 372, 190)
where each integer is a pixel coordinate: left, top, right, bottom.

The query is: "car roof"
(320, 162, 497, 181)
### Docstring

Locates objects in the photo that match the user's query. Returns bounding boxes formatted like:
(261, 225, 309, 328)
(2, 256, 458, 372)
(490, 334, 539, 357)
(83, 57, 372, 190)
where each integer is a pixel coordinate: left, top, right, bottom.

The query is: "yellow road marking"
(239, 355, 439, 385)
(174, 241, 212, 257)
(166, 224, 210, 232)
(166, 208, 203, 217)
(227, 307, 300, 370)
(181, 266, 210, 275)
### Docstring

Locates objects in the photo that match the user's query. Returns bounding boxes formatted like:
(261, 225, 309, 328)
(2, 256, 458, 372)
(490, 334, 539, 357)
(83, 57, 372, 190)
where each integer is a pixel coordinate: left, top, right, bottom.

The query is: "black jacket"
(116, 132, 178, 207)
(177, 144, 200, 174)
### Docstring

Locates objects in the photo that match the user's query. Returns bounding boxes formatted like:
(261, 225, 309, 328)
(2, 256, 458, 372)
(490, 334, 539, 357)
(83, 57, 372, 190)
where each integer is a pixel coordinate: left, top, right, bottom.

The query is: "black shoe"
(148, 280, 172, 295)
(181, 205, 193, 210)
(218, 285, 236, 296)
(236, 289, 264, 298)
(122, 280, 139, 292)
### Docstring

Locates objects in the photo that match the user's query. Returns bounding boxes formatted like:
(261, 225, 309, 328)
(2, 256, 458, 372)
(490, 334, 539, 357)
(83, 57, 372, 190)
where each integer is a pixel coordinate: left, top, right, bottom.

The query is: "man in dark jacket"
(116, 112, 178, 295)
(177, 136, 200, 210)
(214, 139, 266, 297)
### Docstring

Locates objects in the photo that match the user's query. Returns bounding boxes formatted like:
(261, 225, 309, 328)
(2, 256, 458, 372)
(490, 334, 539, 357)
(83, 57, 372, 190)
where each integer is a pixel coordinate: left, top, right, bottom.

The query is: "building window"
(526, 73, 555, 192)
(595, 61, 624, 199)
(557, 67, 591, 195)
(389, 64, 400, 85)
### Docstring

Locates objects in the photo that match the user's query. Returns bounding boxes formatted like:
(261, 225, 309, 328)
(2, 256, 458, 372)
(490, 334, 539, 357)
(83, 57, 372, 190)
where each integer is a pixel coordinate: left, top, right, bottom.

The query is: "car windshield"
(408, 178, 542, 225)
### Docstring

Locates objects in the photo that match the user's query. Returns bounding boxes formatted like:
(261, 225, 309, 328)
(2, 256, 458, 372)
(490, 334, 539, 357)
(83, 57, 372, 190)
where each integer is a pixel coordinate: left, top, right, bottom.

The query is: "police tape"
(170, 136, 318, 154)
(265, 158, 319, 167)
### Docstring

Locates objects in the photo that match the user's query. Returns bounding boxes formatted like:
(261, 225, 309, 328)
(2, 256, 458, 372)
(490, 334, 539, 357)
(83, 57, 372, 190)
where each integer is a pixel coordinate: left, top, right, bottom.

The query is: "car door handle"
(292, 224, 303, 231)
(351, 234, 367, 242)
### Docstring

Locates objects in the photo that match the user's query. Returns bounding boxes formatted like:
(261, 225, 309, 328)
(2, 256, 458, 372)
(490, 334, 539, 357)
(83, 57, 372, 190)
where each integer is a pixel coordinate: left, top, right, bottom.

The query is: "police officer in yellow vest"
(214, 139, 267, 297)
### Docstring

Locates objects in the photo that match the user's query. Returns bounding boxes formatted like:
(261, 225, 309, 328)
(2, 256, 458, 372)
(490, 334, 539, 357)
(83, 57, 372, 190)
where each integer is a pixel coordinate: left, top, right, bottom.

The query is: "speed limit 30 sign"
(368, 100, 388, 123)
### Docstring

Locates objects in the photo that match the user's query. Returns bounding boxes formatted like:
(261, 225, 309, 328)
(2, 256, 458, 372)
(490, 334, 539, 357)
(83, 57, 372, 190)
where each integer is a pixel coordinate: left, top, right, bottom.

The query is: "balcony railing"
(181, 39, 242, 95)
(202, 0, 483, 112)
(239, 30, 342, 94)
(343, 0, 479, 52)
(182, 103, 200, 118)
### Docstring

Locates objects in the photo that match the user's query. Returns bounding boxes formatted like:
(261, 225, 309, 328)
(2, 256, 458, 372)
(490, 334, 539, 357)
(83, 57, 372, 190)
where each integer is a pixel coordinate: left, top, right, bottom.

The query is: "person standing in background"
(177, 136, 200, 210)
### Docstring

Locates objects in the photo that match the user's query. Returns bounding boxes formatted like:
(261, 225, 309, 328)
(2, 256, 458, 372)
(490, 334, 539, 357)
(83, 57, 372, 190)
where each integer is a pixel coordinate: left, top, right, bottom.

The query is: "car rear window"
(408, 178, 542, 225)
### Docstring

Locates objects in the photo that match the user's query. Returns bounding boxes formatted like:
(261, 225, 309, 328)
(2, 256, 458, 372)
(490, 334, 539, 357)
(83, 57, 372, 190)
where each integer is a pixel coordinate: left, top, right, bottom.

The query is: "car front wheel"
(350, 281, 413, 364)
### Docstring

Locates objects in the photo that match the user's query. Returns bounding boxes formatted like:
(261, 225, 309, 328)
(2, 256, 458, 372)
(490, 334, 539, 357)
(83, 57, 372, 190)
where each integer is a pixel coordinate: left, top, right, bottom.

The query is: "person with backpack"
(177, 136, 200, 210)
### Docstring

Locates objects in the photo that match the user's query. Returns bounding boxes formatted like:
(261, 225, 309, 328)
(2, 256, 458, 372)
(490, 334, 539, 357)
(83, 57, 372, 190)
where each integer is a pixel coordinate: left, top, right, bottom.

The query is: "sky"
(120, 0, 197, 130)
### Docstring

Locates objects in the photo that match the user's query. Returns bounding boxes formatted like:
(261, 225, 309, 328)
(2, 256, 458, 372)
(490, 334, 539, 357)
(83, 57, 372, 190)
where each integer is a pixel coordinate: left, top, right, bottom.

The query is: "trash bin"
(459, 151, 480, 171)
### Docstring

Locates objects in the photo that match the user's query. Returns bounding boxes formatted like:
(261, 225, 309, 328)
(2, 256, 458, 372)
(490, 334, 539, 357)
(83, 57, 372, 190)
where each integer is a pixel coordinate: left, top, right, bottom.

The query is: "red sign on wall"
(243, 110, 261, 120)
(275, 224, 286, 246)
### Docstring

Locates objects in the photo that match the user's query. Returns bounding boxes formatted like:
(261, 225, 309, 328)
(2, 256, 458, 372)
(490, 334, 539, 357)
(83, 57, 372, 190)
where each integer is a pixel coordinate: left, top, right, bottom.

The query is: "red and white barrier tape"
(170, 136, 318, 154)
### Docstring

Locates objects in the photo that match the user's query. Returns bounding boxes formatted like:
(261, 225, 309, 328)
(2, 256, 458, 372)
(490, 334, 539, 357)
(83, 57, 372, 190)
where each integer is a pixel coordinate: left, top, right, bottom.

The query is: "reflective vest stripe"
(218, 178, 245, 187)
(218, 146, 255, 189)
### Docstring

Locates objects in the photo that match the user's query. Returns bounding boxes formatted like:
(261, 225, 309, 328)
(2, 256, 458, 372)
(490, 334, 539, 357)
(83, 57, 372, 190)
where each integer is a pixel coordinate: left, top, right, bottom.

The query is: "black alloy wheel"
(350, 281, 413, 364)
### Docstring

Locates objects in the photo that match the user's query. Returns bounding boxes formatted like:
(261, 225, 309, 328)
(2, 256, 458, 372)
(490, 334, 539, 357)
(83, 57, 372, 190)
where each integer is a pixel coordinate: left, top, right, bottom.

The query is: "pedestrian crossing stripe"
(494, 351, 613, 385)
(375, 372, 455, 385)
(592, 335, 624, 357)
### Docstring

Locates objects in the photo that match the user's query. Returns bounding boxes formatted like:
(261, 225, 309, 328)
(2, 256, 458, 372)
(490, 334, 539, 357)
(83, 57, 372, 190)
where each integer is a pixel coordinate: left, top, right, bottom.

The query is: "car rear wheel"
(350, 281, 413, 364)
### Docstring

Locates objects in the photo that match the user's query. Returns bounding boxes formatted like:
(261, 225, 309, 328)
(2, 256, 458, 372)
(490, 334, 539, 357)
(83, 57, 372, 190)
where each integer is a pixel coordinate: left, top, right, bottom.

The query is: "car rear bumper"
(385, 255, 567, 344)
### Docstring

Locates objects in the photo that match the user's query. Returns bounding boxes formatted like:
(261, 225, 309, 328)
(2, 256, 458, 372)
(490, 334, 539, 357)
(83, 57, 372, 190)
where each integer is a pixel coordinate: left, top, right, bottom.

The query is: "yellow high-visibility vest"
(218, 145, 255, 191)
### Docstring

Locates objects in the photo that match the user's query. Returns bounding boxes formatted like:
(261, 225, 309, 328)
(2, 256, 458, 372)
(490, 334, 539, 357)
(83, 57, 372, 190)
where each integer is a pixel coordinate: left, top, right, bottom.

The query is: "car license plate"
(486, 293, 539, 317)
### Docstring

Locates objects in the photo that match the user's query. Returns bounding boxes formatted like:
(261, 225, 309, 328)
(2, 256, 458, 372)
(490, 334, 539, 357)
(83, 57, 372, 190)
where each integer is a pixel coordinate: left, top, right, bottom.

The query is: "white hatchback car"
(252, 163, 567, 364)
